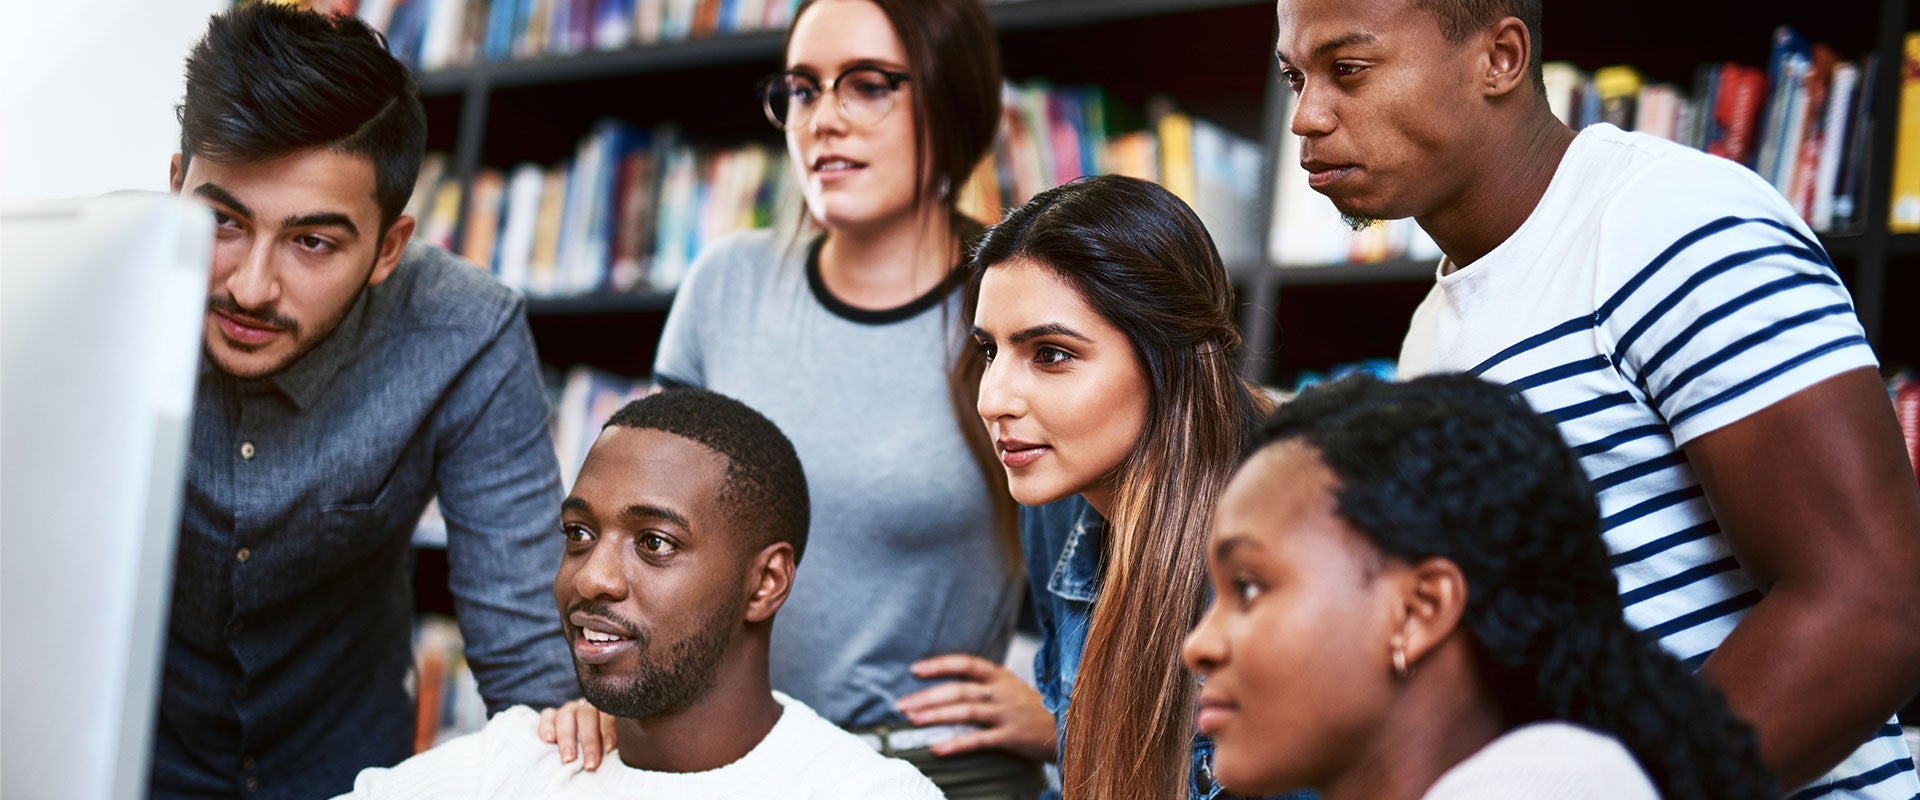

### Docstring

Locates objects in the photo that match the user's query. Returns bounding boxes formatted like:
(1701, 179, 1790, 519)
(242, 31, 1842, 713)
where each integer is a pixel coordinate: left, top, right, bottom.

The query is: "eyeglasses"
(756, 66, 911, 130)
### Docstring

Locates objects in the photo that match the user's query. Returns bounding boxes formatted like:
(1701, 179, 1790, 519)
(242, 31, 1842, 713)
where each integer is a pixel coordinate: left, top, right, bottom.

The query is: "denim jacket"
(1023, 496, 1313, 800)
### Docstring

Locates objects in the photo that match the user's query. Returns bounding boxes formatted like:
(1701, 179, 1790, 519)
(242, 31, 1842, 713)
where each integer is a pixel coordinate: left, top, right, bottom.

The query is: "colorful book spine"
(1709, 64, 1767, 167)
(1893, 32, 1920, 233)
(1593, 65, 1644, 130)
(1812, 61, 1861, 232)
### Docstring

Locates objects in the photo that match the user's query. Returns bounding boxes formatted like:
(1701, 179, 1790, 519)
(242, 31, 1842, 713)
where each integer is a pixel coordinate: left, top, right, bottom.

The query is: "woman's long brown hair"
(964, 175, 1271, 799)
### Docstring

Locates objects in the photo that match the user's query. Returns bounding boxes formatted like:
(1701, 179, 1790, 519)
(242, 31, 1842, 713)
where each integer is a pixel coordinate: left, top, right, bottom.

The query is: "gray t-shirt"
(653, 229, 1021, 729)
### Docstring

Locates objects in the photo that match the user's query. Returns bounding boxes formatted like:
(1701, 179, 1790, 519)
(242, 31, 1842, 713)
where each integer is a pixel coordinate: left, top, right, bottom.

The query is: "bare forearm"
(1699, 581, 1920, 788)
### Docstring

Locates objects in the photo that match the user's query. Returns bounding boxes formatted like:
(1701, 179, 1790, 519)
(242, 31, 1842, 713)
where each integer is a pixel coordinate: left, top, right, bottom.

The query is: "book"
(528, 167, 569, 295)
(632, 0, 663, 43)
(553, 367, 652, 487)
(1893, 373, 1919, 484)
(1833, 53, 1877, 230)
(1593, 65, 1644, 130)
(690, 0, 722, 38)
(1707, 63, 1767, 167)
(495, 163, 545, 291)
(419, 177, 465, 251)
(1542, 61, 1587, 128)
(481, 0, 521, 62)
(411, 615, 487, 750)
(1812, 60, 1861, 232)
(461, 168, 506, 271)
(417, 0, 466, 71)
(1634, 82, 1684, 141)
(1155, 104, 1196, 206)
(517, 0, 552, 58)
(1758, 26, 1812, 192)
(385, 0, 432, 67)
(594, 0, 633, 50)
(662, 0, 698, 40)
(404, 152, 450, 226)
(1892, 32, 1920, 233)
(608, 129, 666, 292)
(1787, 45, 1839, 221)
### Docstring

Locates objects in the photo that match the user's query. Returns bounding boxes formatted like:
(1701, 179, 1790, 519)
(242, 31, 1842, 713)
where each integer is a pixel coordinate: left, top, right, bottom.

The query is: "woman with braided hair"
(1183, 373, 1777, 800)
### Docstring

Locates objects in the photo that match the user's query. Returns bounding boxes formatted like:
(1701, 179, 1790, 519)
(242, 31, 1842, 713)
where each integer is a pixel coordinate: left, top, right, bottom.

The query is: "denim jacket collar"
(1046, 498, 1104, 603)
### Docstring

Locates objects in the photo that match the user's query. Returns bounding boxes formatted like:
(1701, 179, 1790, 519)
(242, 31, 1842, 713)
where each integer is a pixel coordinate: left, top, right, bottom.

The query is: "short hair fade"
(177, 3, 427, 232)
(1412, 0, 1545, 89)
(604, 389, 810, 564)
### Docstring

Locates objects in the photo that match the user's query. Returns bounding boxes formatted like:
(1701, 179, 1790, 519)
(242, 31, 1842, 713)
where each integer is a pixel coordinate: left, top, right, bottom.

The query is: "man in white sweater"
(337, 388, 946, 799)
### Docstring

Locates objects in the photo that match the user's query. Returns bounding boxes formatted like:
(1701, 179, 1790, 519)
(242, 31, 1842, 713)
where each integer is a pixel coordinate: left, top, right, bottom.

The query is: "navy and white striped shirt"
(1400, 123, 1915, 800)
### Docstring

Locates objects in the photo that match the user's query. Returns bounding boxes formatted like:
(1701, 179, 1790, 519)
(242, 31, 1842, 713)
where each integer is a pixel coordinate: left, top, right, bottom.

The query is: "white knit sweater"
(1423, 721, 1660, 799)
(333, 692, 945, 799)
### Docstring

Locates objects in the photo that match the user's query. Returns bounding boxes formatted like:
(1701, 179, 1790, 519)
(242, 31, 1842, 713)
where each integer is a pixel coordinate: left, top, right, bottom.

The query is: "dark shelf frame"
(525, 292, 675, 317)
(416, 0, 1266, 99)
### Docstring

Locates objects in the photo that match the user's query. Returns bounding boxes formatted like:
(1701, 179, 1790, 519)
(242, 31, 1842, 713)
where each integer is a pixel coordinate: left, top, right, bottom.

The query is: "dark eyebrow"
(283, 212, 360, 238)
(563, 496, 695, 533)
(192, 183, 253, 220)
(1009, 323, 1094, 346)
(620, 503, 692, 532)
(1212, 534, 1262, 562)
(785, 58, 909, 77)
(1276, 31, 1379, 65)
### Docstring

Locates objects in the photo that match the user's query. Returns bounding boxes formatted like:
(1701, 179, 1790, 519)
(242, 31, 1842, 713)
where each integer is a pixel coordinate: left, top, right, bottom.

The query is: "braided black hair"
(1253, 373, 1776, 799)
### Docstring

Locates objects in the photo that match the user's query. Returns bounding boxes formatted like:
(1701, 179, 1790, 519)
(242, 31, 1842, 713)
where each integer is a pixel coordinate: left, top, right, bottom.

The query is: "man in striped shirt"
(1273, 0, 1920, 797)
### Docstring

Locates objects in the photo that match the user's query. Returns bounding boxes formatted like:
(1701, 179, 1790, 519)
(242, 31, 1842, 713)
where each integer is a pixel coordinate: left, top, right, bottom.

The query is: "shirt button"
(232, 683, 248, 700)
(241, 756, 256, 771)
(244, 777, 258, 793)
(240, 441, 255, 460)
(235, 547, 251, 563)
(229, 620, 244, 636)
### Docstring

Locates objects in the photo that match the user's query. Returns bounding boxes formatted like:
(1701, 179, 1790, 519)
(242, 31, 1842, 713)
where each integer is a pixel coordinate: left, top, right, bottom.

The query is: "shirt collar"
(1047, 500, 1104, 603)
(200, 286, 374, 410)
(270, 287, 372, 411)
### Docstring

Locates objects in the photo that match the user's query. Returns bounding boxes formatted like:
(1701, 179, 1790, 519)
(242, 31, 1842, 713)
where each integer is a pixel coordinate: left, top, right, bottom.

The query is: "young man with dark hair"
(1270, 0, 1920, 796)
(337, 389, 943, 799)
(155, 5, 574, 798)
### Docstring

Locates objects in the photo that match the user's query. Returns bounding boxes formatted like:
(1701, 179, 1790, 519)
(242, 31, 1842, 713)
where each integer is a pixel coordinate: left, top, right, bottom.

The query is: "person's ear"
(1392, 556, 1468, 675)
(1481, 16, 1533, 98)
(742, 541, 795, 624)
(367, 215, 415, 286)
(169, 153, 185, 194)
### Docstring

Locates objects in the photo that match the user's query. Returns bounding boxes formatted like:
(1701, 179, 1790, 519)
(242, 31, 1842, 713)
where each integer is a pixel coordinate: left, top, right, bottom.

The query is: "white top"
(1423, 722, 1657, 799)
(332, 692, 946, 799)
(1399, 123, 1915, 798)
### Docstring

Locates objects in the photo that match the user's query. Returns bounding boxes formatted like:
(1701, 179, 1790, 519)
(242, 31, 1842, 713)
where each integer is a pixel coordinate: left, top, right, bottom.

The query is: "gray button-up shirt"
(149, 243, 575, 800)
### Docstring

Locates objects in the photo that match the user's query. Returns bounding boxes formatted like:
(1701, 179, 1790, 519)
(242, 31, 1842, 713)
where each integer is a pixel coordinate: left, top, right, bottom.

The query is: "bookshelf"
(410, 0, 1914, 384)
(1252, 0, 1916, 387)
(412, 0, 1277, 378)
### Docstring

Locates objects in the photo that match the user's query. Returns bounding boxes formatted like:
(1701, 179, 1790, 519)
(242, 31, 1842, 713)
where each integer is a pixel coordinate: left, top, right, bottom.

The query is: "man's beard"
(204, 251, 376, 379)
(574, 591, 744, 720)
(1340, 213, 1381, 232)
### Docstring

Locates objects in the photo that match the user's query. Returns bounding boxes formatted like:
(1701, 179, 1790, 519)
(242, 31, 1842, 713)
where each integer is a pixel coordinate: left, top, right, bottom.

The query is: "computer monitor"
(2, 192, 212, 800)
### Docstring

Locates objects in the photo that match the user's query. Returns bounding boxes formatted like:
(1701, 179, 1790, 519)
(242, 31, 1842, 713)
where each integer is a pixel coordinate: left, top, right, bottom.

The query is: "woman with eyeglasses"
(539, 1, 1043, 797)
